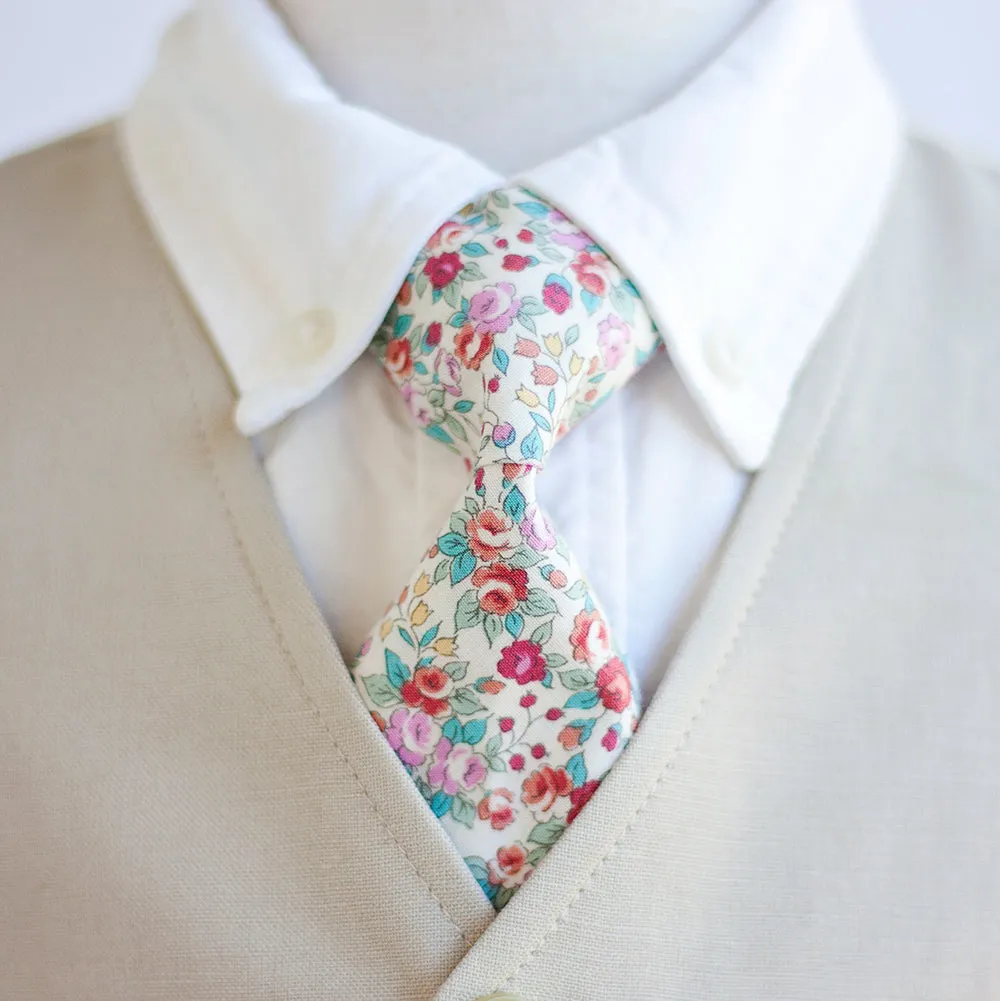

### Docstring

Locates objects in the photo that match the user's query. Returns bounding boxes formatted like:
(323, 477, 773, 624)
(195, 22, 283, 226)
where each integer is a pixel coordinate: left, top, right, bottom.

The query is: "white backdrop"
(0, 0, 998, 164)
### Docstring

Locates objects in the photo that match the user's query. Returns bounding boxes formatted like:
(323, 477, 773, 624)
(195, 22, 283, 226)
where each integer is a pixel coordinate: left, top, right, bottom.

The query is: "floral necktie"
(353, 186, 661, 910)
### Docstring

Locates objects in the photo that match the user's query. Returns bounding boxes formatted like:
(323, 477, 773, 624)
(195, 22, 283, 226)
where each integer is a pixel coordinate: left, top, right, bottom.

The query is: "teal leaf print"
(547, 389, 556, 412)
(459, 262, 485, 280)
(522, 587, 558, 616)
(564, 690, 600, 710)
(560, 668, 596, 690)
(394, 314, 412, 337)
(529, 620, 553, 645)
(564, 579, 588, 600)
(451, 550, 476, 585)
(484, 612, 502, 647)
(450, 795, 477, 829)
(493, 346, 510, 374)
(419, 624, 440, 646)
(384, 649, 410, 689)
(448, 312, 467, 327)
(443, 661, 468, 681)
(566, 752, 588, 787)
(504, 611, 524, 637)
(362, 674, 399, 708)
(455, 590, 483, 630)
(438, 532, 469, 556)
(432, 559, 450, 584)
(503, 484, 526, 521)
(622, 277, 641, 297)
(425, 424, 453, 445)
(545, 652, 567, 669)
(449, 510, 471, 533)
(462, 719, 487, 744)
(485, 734, 503, 758)
(527, 819, 567, 846)
(443, 280, 461, 309)
(461, 241, 488, 257)
(519, 295, 547, 316)
(529, 411, 552, 431)
(520, 426, 544, 460)
(491, 190, 510, 208)
(570, 718, 596, 743)
(525, 845, 550, 866)
(516, 310, 536, 334)
(450, 686, 483, 714)
(509, 545, 542, 568)
(564, 323, 580, 346)
(396, 626, 415, 647)
(515, 200, 550, 218)
(430, 791, 453, 817)
(454, 399, 474, 413)
(581, 288, 601, 315)
(444, 413, 468, 441)
(442, 718, 463, 743)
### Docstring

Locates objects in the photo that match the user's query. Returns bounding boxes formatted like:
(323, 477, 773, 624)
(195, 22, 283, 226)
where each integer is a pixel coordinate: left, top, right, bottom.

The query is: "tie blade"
(352, 462, 639, 910)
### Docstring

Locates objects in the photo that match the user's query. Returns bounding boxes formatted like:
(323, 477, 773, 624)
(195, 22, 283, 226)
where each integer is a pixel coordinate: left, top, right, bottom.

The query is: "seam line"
(155, 272, 475, 948)
(492, 284, 867, 992)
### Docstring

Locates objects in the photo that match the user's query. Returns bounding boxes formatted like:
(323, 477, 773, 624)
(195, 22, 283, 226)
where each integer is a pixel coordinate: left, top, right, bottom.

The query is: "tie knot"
(373, 186, 661, 469)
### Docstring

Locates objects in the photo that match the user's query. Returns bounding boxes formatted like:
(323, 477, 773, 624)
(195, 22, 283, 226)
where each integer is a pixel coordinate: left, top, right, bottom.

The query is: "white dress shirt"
(121, 0, 899, 704)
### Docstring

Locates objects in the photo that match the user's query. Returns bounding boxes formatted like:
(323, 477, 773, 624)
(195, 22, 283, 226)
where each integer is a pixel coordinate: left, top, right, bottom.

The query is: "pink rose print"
(428, 738, 488, 795)
(570, 249, 615, 297)
(497, 639, 547, 685)
(521, 503, 556, 552)
(488, 843, 535, 889)
(520, 766, 572, 812)
(400, 383, 431, 426)
(435, 349, 463, 396)
(598, 314, 632, 369)
(477, 788, 516, 830)
(596, 657, 632, 713)
(471, 563, 529, 615)
(427, 219, 470, 253)
(569, 608, 611, 667)
(424, 251, 463, 289)
(455, 324, 493, 370)
(551, 229, 591, 251)
(385, 707, 439, 767)
(467, 282, 521, 335)
(465, 508, 519, 561)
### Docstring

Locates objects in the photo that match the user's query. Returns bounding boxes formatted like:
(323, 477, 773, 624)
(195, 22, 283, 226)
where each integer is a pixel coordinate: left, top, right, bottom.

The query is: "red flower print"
(502, 254, 532, 272)
(472, 563, 529, 615)
(517, 228, 534, 243)
(557, 725, 582, 749)
(549, 570, 567, 589)
(465, 507, 518, 561)
(423, 251, 462, 289)
(400, 666, 454, 717)
(396, 280, 412, 306)
(455, 323, 493, 370)
(477, 788, 516, 830)
(596, 657, 632, 713)
(601, 727, 619, 751)
(510, 753, 525, 771)
(514, 338, 540, 357)
(542, 281, 571, 314)
(488, 843, 535, 888)
(570, 250, 614, 297)
(567, 778, 601, 824)
(520, 766, 572, 811)
(384, 337, 414, 379)
(425, 321, 442, 346)
(532, 363, 559, 386)
(569, 608, 611, 666)
(497, 639, 547, 685)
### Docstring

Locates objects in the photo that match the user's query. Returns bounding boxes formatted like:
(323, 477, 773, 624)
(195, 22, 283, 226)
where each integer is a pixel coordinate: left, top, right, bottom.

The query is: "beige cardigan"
(1, 126, 999, 1000)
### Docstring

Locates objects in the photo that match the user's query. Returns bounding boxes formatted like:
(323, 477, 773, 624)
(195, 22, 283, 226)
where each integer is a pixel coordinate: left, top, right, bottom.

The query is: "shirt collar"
(121, 0, 900, 470)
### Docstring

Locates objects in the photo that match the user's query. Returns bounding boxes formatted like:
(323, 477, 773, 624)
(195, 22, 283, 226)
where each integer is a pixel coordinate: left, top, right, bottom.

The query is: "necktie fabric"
(353, 186, 661, 909)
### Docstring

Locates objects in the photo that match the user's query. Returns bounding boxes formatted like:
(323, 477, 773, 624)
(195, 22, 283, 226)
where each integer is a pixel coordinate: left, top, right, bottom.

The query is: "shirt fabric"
(121, 0, 900, 703)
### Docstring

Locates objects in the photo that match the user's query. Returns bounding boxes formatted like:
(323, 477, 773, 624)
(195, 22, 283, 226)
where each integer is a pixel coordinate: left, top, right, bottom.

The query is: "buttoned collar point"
(121, 0, 900, 469)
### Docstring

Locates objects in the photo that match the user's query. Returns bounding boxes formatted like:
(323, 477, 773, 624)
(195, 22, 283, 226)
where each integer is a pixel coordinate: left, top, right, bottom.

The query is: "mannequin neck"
(271, 0, 763, 174)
